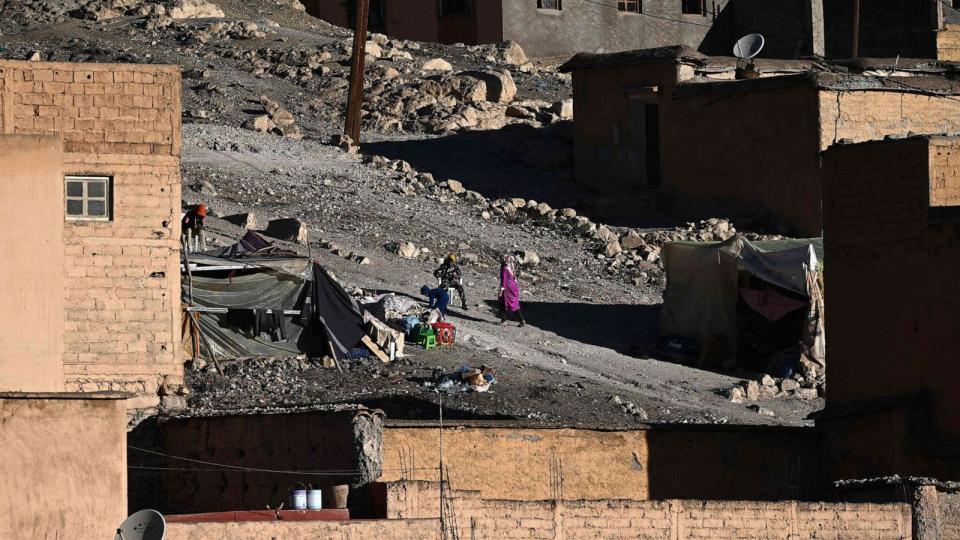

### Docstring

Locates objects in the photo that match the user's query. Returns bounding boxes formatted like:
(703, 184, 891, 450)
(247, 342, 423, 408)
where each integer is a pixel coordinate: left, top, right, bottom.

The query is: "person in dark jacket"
(434, 253, 468, 310)
(421, 285, 450, 317)
(182, 203, 208, 251)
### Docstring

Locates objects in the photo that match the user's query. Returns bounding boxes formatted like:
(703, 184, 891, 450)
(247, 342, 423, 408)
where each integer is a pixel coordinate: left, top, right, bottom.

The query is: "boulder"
(603, 240, 622, 258)
(518, 250, 540, 267)
(742, 380, 760, 401)
(496, 40, 529, 66)
(551, 99, 574, 120)
(797, 388, 819, 400)
(222, 212, 257, 229)
(620, 230, 646, 251)
(458, 70, 516, 103)
(560, 208, 577, 218)
(422, 58, 453, 72)
(364, 41, 383, 59)
(509, 198, 527, 209)
(760, 375, 776, 387)
(243, 115, 275, 133)
(748, 404, 776, 417)
(392, 241, 418, 259)
(168, 0, 225, 19)
(446, 179, 466, 194)
(727, 386, 745, 404)
(780, 379, 799, 393)
(457, 77, 488, 103)
(594, 226, 618, 244)
(263, 218, 308, 244)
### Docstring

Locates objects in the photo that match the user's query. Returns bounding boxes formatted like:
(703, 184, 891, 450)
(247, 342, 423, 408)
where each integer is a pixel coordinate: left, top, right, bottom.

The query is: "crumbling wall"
(818, 90, 960, 151)
(0, 60, 183, 405)
(377, 480, 911, 539)
(0, 395, 127, 540)
(380, 424, 820, 502)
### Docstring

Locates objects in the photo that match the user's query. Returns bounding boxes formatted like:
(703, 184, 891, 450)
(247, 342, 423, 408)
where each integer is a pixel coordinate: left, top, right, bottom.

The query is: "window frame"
(617, 0, 641, 14)
(439, 0, 472, 17)
(681, 0, 705, 15)
(537, 0, 563, 10)
(65, 175, 113, 222)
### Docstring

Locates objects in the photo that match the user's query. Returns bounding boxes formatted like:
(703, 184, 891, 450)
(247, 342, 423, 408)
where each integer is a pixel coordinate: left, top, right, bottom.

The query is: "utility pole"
(851, 0, 860, 58)
(344, 0, 369, 145)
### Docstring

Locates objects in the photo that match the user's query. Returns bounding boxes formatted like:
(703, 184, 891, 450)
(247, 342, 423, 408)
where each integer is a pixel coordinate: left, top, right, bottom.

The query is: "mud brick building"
(0, 60, 182, 407)
(561, 47, 960, 235)
(820, 135, 960, 484)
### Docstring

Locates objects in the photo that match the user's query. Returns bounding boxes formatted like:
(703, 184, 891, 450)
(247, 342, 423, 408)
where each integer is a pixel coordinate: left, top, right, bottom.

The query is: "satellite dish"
(733, 33, 765, 60)
(115, 510, 165, 540)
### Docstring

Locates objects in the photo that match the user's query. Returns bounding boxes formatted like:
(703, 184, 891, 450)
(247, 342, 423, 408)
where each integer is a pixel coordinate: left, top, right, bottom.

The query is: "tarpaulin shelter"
(182, 231, 366, 359)
(660, 234, 825, 370)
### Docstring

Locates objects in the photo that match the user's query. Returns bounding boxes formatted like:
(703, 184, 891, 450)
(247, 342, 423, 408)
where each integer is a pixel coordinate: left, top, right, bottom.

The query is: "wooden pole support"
(344, 0, 370, 144)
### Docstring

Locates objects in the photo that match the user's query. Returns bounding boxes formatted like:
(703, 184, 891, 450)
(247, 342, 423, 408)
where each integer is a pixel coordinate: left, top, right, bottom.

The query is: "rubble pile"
(726, 364, 826, 415)
(242, 95, 303, 140)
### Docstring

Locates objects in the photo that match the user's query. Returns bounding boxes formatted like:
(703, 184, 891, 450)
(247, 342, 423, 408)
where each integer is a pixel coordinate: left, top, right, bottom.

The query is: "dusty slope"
(0, 0, 823, 427)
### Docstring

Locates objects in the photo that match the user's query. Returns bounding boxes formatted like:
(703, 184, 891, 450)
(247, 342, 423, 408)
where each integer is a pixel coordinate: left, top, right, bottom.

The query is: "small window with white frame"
(65, 175, 112, 221)
(618, 0, 640, 13)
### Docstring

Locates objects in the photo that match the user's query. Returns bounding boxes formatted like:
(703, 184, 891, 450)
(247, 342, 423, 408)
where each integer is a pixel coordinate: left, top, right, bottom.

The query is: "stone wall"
(377, 480, 912, 539)
(0, 394, 128, 540)
(0, 60, 183, 405)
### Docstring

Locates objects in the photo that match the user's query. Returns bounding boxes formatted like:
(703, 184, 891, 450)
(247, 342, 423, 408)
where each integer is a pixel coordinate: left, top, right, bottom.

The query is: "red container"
(431, 322, 456, 345)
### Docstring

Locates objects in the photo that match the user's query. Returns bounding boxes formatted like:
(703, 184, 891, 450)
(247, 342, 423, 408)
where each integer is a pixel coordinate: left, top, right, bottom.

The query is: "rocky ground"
(1, 0, 824, 427)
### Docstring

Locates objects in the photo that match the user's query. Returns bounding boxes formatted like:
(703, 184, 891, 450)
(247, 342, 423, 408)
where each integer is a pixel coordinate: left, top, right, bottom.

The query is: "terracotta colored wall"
(0, 135, 65, 392)
(380, 424, 820, 502)
(571, 63, 681, 196)
(818, 90, 960, 151)
(0, 60, 183, 405)
(820, 136, 960, 484)
(939, 24, 960, 61)
(131, 410, 383, 514)
(165, 518, 439, 540)
(0, 394, 127, 540)
(380, 480, 911, 539)
(662, 85, 823, 236)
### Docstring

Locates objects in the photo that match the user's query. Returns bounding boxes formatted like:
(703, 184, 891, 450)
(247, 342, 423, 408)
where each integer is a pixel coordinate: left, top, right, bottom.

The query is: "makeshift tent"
(660, 234, 824, 371)
(182, 232, 366, 359)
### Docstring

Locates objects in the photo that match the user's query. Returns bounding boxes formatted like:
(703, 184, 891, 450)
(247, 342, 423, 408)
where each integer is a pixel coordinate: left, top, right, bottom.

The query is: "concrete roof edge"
(0, 59, 181, 74)
(384, 418, 817, 433)
(559, 45, 709, 73)
(823, 132, 960, 152)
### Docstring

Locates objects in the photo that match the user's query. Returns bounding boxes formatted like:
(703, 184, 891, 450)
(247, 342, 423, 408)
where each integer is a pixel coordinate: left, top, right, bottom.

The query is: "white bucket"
(307, 489, 323, 510)
(290, 489, 307, 510)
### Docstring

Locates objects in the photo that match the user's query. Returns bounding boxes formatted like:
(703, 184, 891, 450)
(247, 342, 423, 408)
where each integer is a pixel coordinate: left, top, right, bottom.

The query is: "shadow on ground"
(486, 300, 662, 355)
(364, 122, 580, 210)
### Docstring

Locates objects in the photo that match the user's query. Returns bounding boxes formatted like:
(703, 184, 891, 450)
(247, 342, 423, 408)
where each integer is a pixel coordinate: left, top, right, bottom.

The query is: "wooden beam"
(852, 0, 860, 58)
(344, 0, 370, 143)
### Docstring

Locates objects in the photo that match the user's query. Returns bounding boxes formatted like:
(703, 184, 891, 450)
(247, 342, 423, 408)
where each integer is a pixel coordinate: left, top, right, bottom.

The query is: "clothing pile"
(434, 365, 497, 393)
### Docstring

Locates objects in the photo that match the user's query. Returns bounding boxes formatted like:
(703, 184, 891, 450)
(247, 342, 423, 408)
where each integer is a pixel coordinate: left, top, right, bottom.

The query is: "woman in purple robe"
(498, 254, 526, 327)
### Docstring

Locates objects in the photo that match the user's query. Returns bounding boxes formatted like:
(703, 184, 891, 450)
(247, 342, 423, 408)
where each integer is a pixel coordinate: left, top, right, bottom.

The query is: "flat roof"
(167, 403, 383, 419)
(671, 72, 960, 98)
(385, 418, 816, 434)
(0, 391, 128, 400)
(559, 45, 708, 72)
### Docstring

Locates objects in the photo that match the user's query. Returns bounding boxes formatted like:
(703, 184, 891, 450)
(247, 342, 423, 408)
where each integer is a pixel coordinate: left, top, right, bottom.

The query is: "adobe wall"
(571, 63, 682, 197)
(130, 410, 384, 515)
(0, 394, 127, 540)
(0, 135, 65, 392)
(0, 60, 183, 405)
(938, 24, 960, 61)
(502, 0, 726, 59)
(165, 518, 439, 540)
(379, 480, 911, 539)
(380, 423, 820, 502)
(820, 136, 960, 483)
(818, 89, 960, 151)
(301, 0, 442, 44)
(661, 86, 823, 236)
